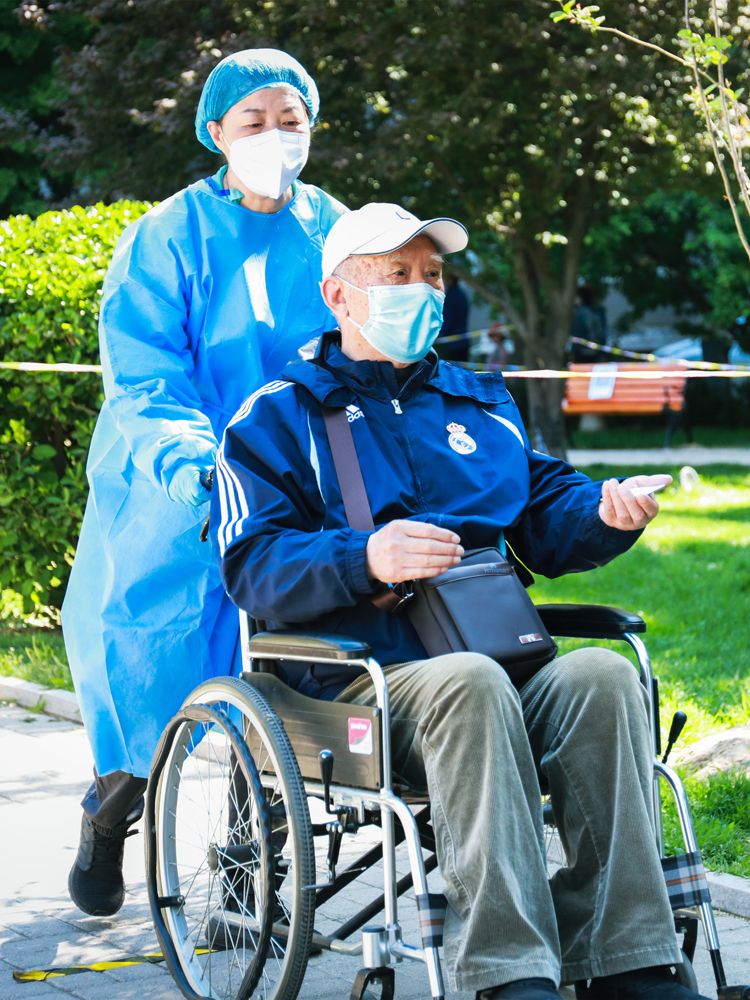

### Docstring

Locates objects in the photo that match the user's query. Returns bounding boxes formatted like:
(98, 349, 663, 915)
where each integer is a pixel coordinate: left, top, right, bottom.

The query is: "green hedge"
(0, 201, 151, 621)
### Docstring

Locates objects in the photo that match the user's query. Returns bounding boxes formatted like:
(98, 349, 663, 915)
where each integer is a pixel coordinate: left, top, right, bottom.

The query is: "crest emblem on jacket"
(447, 422, 477, 455)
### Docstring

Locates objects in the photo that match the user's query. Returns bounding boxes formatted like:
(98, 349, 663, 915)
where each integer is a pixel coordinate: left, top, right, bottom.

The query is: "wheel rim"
(152, 679, 315, 1000)
(154, 705, 274, 1000)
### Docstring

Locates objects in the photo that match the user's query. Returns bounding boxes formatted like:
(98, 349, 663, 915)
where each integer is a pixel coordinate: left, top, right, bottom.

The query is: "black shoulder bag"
(322, 406, 557, 688)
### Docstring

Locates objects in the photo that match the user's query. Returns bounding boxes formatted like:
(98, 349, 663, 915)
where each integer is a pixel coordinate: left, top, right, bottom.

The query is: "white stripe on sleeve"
(308, 411, 323, 501)
(216, 381, 295, 553)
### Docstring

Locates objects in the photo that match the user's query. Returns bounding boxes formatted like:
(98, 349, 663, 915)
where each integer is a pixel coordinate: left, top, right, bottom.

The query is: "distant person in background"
(570, 283, 608, 362)
(729, 314, 750, 365)
(439, 273, 470, 361)
(486, 321, 511, 369)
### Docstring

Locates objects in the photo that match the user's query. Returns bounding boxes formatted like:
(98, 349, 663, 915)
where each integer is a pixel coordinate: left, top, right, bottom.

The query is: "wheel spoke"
(149, 679, 314, 1000)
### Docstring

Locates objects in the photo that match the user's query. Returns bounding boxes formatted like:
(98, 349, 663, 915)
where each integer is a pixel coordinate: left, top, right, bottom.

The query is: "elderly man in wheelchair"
(145, 203, 746, 1000)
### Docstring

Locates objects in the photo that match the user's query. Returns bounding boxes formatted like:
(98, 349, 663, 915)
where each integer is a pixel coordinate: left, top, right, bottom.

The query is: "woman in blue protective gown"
(62, 48, 346, 916)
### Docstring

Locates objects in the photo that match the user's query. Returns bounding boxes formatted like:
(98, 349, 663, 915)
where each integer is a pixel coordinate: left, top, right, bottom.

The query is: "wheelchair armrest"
(249, 630, 372, 662)
(537, 604, 646, 638)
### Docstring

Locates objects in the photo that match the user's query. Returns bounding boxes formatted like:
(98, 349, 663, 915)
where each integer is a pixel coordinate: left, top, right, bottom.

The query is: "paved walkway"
(1, 703, 748, 1000)
(569, 445, 750, 467)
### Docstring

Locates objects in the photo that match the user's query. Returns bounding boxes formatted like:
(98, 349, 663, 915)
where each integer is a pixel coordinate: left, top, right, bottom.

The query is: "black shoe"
(583, 966, 710, 999)
(476, 978, 562, 999)
(67, 813, 135, 916)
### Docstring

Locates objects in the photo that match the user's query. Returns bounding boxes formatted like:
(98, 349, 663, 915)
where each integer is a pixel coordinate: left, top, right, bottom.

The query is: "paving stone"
(0, 926, 26, 947)
(0, 970, 77, 1000)
(716, 914, 750, 938)
(0, 930, 118, 972)
(50, 972, 182, 1000)
(99, 961, 174, 987)
(2, 700, 750, 999)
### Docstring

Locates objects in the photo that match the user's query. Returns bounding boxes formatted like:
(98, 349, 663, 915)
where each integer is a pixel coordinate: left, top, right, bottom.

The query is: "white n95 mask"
(227, 129, 310, 200)
(342, 279, 446, 364)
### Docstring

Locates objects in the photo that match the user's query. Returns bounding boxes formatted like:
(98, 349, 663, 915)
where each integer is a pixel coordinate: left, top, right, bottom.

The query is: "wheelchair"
(145, 603, 750, 1000)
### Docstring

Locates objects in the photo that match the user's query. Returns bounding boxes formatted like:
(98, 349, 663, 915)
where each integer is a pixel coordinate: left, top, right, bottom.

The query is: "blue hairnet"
(195, 48, 319, 152)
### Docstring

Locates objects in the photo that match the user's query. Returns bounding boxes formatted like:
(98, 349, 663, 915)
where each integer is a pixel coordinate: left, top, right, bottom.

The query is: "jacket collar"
(282, 330, 510, 407)
(283, 331, 438, 405)
(427, 356, 510, 403)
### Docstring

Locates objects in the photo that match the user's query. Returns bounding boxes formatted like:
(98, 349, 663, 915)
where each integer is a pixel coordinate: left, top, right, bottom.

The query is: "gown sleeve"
(98, 205, 218, 494)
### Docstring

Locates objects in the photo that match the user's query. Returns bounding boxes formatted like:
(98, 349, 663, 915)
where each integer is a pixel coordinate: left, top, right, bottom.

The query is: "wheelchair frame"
(241, 618, 446, 1000)
(146, 603, 749, 1000)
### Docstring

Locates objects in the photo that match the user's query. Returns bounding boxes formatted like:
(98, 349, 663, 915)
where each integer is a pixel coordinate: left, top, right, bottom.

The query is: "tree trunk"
(525, 373, 568, 459)
(510, 217, 587, 461)
(519, 303, 571, 459)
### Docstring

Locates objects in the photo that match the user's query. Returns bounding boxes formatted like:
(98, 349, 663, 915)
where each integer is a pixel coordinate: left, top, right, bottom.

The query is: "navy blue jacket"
(213, 334, 640, 699)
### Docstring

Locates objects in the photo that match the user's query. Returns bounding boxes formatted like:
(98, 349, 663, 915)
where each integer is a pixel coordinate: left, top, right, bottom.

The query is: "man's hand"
(366, 520, 464, 584)
(598, 474, 672, 531)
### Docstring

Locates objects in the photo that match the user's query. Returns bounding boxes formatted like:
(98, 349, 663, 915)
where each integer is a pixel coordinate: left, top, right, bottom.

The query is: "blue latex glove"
(167, 465, 212, 507)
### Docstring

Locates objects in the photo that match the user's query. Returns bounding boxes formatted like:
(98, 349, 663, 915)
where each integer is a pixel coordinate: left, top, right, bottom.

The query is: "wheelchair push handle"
(199, 468, 214, 543)
(319, 749, 334, 812)
(662, 710, 687, 764)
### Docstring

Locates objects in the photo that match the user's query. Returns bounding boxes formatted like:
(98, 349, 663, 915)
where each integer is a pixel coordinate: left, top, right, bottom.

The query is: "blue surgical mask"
(341, 278, 446, 364)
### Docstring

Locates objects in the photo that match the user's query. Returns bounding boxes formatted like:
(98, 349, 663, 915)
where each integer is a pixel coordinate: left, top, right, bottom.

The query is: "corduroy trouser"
(336, 646, 682, 993)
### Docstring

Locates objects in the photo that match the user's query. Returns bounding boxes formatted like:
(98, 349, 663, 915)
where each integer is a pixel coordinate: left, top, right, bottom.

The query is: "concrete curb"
(2, 676, 750, 921)
(0, 674, 81, 723)
(707, 873, 750, 920)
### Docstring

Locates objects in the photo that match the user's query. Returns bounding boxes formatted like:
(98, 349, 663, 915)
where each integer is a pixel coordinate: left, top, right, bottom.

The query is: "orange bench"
(562, 363, 691, 446)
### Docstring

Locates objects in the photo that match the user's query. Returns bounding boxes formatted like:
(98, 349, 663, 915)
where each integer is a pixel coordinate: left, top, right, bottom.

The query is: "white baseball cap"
(321, 202, 468, 279)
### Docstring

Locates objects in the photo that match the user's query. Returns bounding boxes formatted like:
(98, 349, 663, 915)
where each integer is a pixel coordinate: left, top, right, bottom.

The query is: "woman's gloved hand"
(167, 465, 213, 506)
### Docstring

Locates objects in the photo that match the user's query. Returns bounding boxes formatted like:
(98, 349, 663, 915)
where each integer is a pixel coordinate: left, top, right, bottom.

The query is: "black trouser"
(81, 761, 253, 839)
(82, 770, 147, 836)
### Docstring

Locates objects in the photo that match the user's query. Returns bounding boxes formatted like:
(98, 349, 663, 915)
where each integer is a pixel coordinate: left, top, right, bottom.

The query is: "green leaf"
(0, 200, 145, 618)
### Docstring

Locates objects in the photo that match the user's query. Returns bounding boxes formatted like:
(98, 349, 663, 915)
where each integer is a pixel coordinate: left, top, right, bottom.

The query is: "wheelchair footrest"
(350, 966, 395, 1000)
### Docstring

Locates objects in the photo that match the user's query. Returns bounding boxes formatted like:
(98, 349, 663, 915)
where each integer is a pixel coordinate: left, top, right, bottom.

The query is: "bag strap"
(322, 406, 407, 612)
(321, 407, 374, 532)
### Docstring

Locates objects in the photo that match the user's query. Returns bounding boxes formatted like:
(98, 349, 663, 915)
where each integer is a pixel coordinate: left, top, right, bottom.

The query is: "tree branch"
(711, 0, 750, 221)
(448, 260, 527, 334)
(685, 0, 750, 262)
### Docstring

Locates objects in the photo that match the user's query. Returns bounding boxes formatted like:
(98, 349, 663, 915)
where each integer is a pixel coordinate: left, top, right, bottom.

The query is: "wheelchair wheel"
(542, 798, 566, 877)
(673, 954, 699, 991)
(147, 676, 315, 1000)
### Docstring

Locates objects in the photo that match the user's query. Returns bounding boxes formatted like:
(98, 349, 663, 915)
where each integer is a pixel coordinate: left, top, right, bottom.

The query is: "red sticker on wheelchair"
(348, 717, 374, 755)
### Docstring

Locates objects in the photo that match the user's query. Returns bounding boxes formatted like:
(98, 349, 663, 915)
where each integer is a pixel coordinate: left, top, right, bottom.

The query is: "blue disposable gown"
(61, 174, 345, 778)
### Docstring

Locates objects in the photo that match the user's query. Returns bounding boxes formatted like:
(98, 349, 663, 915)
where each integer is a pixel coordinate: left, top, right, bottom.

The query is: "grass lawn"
(568, 422, 750, 451)
(531, 463, 750, 877)
(1, 463, 748, 874)
(0, 627, 71, 689)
